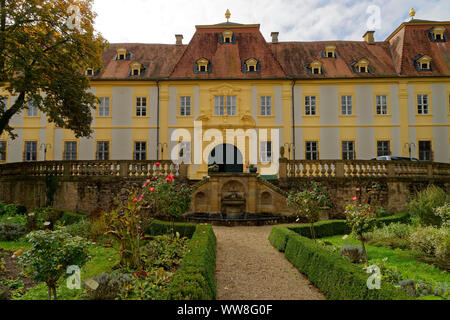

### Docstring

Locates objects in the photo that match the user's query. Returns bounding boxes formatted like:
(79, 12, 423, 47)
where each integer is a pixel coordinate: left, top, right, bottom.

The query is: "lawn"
(0, 241, 119, 300)
(321, 235, 450, 285)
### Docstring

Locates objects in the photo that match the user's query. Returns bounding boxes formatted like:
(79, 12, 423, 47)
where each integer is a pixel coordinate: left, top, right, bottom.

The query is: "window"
(430, 26, 445, 42)
(136, 97, 147, 117)
(260, 96, 272, 116)
(355, 59, 369, 73)
(377, 141, 390, 157)
(96, 142, 109, 160)
(130, 62, 143, 76)
(0, 141, 6, 161)
(214, 96, 236, 116)
(305, 141, 318, 160)
(116, 47, 127, 60)
(25, 141, 37, 162)
(244, 58, 258, 73)
(86, 68, 94, 76)
(134, 142, 147, 160)
(222, 30, 234, 43)
(180, 96, 191, 116)
(64, 142, 77, 161)
(341, 96, 353, 115)
(342, 141, 355, 160)
(260, 141, 272, 163)
(179, 141, 191, 163)
(99, 97, 110, 117)
(419, 141, 432, 161)
(227, 96, 236, 116)
(305, 96, 317, 116)
(196, 58, 210, 73)
(26, 101, 38, 117)
(309, 61, 322, 75)
(417, 94, 429, 115)
(376, 95, 388, 115)
(417, 55, 432, 71)
(0, 97, 7, 112)
(324, 45, 336, 58)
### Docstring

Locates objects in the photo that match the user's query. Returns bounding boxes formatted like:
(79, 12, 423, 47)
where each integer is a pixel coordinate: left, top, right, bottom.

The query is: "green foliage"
(60, 212, 87, 226)
(146, 220, 197, 238)
(169, 224, 216, 300)
(268, 226, 293, 252)
(19, 229, 91, 300)
(341, 245, 363, 263)
(410, 226, 450, 261)
(61, 219, 91, 239)
(0, 202, 22, 217)
(84, 272, 134, 300)
(141, 234, 189, 271)
(0, 223, 25, 241)
(0, 0, 108, 138)
(366, 223, 415, 250)
(434, 204, 450, 228)
(408, 185, 449, 227)
(269, 227, 410, 300)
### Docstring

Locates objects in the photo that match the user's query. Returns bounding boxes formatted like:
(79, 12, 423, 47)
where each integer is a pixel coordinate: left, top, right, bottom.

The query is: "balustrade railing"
(279, 159, 450, 179)
(0, 160, 186, 178)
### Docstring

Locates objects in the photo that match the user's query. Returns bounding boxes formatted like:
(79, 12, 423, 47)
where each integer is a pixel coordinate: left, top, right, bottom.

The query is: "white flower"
(342, 235, 349, 240)
(28, 212, 35, 217)
(43, 221, 51, 226)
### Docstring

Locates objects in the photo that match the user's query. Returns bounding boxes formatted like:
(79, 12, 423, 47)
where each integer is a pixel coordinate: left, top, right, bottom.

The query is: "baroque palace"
(0, 10, 449, 180)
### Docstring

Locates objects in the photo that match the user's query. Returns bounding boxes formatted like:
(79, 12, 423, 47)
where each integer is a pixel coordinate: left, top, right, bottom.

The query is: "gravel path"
(214, 225, 325, 300)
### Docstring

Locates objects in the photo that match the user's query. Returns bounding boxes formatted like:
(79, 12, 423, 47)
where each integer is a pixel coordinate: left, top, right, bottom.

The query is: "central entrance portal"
(208, 144, 243, 173)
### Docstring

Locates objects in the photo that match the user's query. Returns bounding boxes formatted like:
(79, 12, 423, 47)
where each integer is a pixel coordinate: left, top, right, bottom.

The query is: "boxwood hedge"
(146, 220, 197, 238)
(169, 224, 216, 300)
(269, 227, 411, 300)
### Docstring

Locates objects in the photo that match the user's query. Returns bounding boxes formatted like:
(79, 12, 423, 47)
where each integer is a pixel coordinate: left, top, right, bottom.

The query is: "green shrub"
(146, 220, 197, 238)
(169, 224, 216, 300)
(268, 226, 292, 252)
(84, 272, 134, 300)
(408, 185, 448, 227)
(141, 234, 189, 271)
(434, 204, 450, 228)
(341, 245, 363, 263)
(270, 227, 410, 300)
(62, 219, 92, 239)
(0, 202, 19, 216)
(0, 223, 26, 241)
(60, 212, 86, 226)
(409, 226, 450, 261)
(367, 223, 415, 249)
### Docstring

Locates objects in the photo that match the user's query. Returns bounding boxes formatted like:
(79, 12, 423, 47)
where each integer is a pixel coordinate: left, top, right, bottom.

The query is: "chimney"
(175, 34, 184, 45)
(271, 32, 279, 44)
(363, 31, 375, 44)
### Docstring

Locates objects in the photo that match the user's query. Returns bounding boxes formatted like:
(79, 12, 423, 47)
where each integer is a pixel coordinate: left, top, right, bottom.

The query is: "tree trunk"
(361, 240, 368, 266)
(47, 286, 51, 300)
(52, 286, 57, 300)
(310, 223, 316, 240)
(0, 91, 26, 136)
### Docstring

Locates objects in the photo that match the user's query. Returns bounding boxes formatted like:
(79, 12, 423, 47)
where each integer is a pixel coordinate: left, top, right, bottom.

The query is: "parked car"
(371, 156, 420, 161)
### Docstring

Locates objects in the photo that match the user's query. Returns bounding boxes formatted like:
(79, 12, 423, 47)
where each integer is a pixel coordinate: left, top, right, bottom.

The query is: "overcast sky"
(92, 0, 450, 44)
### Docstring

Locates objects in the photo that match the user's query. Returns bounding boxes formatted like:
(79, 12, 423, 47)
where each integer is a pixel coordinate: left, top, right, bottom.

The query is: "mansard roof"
(90, 19, 450, 81)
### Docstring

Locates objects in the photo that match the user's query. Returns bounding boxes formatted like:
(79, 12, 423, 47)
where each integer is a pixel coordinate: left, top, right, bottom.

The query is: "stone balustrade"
(278, 158, 450, 179)
(0, 160, 186, 178)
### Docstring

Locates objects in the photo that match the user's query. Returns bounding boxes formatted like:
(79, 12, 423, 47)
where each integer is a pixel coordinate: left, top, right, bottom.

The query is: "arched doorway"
(208, 144, 243, 173)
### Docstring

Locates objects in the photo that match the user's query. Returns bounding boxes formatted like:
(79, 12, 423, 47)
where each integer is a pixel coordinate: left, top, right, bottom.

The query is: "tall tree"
(0, 0, 107, 138)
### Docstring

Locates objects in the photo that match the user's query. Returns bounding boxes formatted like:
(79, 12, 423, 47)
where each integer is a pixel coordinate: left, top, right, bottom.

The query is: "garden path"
(213, 225, 325, 300)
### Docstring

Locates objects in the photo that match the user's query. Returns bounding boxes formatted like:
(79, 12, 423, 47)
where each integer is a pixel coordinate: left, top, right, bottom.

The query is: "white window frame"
(99, 97, 110, 117)
(376, 95, 388, 115)
(305, 141, 319, 160)
(25, 141, 37, 162)
(96, 141, 109, 160)
(305, 96, 317, 116)
(260, 96, 272, 116)
(214, 96, 225, 116)
(134, 141, 147, 160)
(136, 97, 147, 117)
(341, 96, 353, 116)
(26, 101, 38, 117)
(260, 141, 272, 163)
(64, 141, 77, 161)
(342, 141, 355, 160)
(377, 141, 390, 157)
(417, 94, 429, 115)
(180, 96, 191, 116)
(226, 96, 237, 116)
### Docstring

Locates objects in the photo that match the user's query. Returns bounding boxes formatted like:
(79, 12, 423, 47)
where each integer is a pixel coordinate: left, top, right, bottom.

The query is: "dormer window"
(309, 61, 322, 75)
(416, 55, 432, 71)
(130, 62, 144, 76)
(86, 68, 94, 76)
(243, 58, 260, 73)
(354, 59, 370, 73)
(195, 58, 210, 73)
(429, 26, 446, 42)
(116, 47, 128, 60)
(222, 30, 234, 43)
(324, 45, 336, 58)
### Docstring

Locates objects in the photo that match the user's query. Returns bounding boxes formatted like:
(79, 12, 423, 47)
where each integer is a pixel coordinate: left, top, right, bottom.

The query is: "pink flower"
(147, 205, 151, 209)
(150, 187, 155, 192)
(133, 198, 138, 203)
(146, 179, 150, 184)
(356, 188, 360, 192)
(353, 196, 357, 201)
(156, 162, 161, 167)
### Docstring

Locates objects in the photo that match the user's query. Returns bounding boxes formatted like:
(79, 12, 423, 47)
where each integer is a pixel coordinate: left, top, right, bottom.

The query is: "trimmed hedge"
(288, 212, 411, 239)
(269, 227, 411, 300)
(146, 220, 197, 238)
(169, 224, 217, 300)
(60, 211, 87, 225)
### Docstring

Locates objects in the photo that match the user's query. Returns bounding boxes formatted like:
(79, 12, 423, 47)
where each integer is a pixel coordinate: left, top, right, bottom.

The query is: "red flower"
(353, 196, 357, 201)
(156, 162, 161, 167)
(150, 187, 155, 192)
